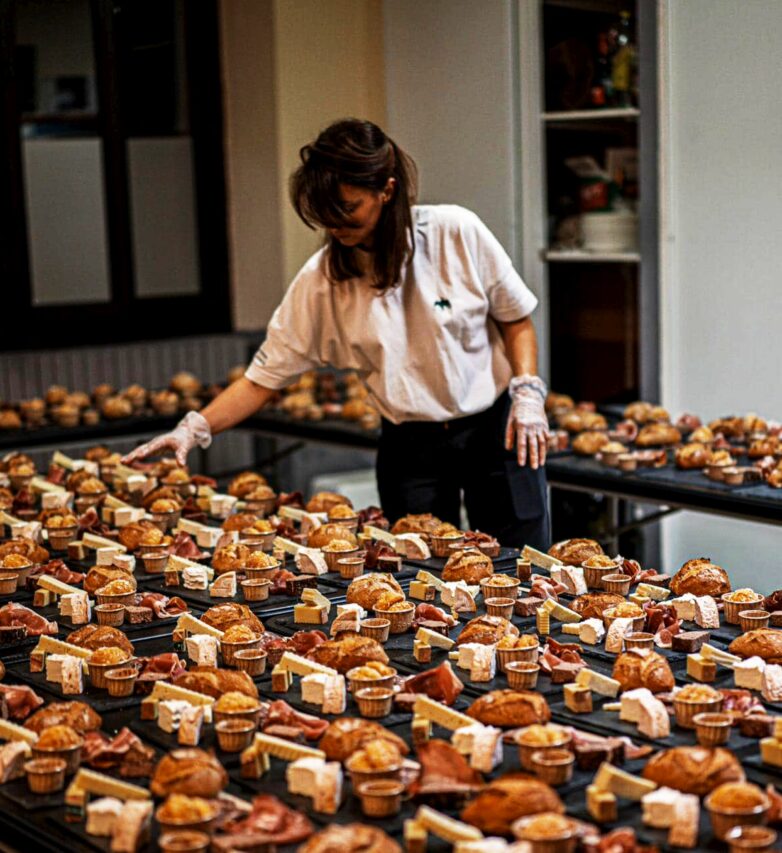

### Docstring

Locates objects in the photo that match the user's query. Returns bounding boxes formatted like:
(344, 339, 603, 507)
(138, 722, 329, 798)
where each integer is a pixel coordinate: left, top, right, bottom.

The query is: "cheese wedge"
(700, 643, 740, 666)
(81, 532, 125, 552)
(0, 720, 38, 745)
(68, 769, 150, 801)
(539, 597, 581, 623)
(521, 545, 563, 570)
(414, 806, 483, 843)
(147, 682, 214, 722)
(636, 582, 670, 601)
(593, 762, 657, 800)
(416, 627, 455, 650)
(416, 570, 445, 592)
(761, 737, 782, 768)
(252, 732, 326, 762)
(413, 695, 474, 731)
(32, 636, 92, 659)
(587, 784, 618, 823)
(409, 580, 436, 601)
(31, 476, 67, 494)
(37, 576, 83, 597)
(302, 587, 332, 614)
(575, 668, 622, 698)
(278, 651, 338, 677)
(686, 653, 717, 682)
(174, 613, 224, 639)
(393, 532, 431, 560)
(536, 608, 551, 635)
(294, 603, 328, 625)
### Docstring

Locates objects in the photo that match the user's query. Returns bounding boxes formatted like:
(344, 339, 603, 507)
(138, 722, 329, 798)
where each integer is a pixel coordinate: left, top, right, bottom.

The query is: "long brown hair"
(290, 119, 418, 290)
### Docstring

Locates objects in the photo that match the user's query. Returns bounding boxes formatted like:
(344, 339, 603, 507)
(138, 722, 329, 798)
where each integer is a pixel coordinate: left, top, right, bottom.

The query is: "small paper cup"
(674, 693, 724, 729)
(95, 590, 136, 607)
(220, 638, 262, 667)
(723, 594, 764, 625)
(215, 718, 256, 753)
(33, 738, 83, 775)
(360, 618, 390, 642)
(739, 609, 771, 632)
(618, 453, 637, 472)
(582, 562, 618, 590)
(213, 702, 263, 727)
(497, 644, 539, 673)
(481, 577, 521, 600)
(156, 802, 218, 835)
(0, 572, 19, 595)
(244, 564, 278, 581)
(601, 573, 632, 596)
(517, 728, 572, 771)
(234, 648, 268, 676)
(374, 602, 415, 634)
(512, 814, 578, 853)
(95, 604, 126, 627)
(530, 748, 575, 786)
(485, 597, 515, 619)
(506, 660, 540, 690)
(693, 712, 732, 746)
(150, 509, 181, 532)
(105, 667, 139, 697)
(624, 632, 655, 651)
(240, 531, 276, 551)
(89, 656, 133, 689)
(158, 831, 211, 853)
(430, 534, 465, 558)
(725, 826, 778, 852)
(355, 687, 394, 718)
(241, 579, 271, 601)
(141, 551, 168, 573)
(603, 612, 645, 633)
(244, 497, 276, 516)
(357, 779, 404, 818)
(705, 792, 770, 842)
(346, 755, 402, 790)
(24, 758, 67, 793)
(46, 525, 79, 551)
(323, 547, 359, 573)
(337, 556, 365, 579)
(347, 666, 397, 694)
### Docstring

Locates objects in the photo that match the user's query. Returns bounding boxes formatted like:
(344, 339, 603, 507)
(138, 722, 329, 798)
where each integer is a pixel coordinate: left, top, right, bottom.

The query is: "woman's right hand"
(121, 411, 212, 467)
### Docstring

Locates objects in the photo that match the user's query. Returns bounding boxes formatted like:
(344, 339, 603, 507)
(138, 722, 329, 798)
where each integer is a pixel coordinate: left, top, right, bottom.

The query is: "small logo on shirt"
(434, 298, 452, 310)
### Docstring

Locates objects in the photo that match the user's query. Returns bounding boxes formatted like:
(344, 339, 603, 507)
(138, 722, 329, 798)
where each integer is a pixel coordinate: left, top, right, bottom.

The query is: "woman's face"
(328, 179, 395, 248)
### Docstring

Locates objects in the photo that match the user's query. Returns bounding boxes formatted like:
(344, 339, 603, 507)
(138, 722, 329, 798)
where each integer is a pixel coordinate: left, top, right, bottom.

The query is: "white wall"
(383, 0, 520, 262)
(660, 0, 782, 590)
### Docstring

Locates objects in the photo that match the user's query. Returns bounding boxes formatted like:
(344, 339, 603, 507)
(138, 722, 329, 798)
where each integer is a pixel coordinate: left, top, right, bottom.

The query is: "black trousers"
(376, 394, 550, 550)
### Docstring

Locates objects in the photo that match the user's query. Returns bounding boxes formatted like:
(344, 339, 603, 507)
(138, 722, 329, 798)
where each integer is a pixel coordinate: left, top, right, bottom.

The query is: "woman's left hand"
(505, 375, 549, 469)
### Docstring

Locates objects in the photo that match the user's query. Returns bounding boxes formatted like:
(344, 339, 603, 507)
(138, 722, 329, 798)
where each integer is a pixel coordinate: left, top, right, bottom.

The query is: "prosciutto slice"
(0, 603, 56, 636)
(77, 506, 114, 537)
(530, 574, 567, 601)
(26, 560, 85, 590)
(540, 638, 585, 675)
(409, 739, 482, 797)
(0, 685, 44, 720)
(180, 497, 208, 523)
(260, 700, 329, 741)
(166, 532, 209, 561)
(414, 603, 456, 630)
(357, 505, 388, 529)
(398, 661, 463, 706)
(269, 569, 297, 595)
(214, 794, 313, 848)
(83, 727, 142, 768)
(643, 602, 681, 647)
(719, 688, 764, 720)
(136, 653, 187, 688)
(137, 593, 188, 619)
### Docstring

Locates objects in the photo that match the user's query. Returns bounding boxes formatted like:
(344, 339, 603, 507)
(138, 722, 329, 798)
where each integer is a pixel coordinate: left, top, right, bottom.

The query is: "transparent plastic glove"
(121, 411, 212, 467)
(505, 374, 549, 469)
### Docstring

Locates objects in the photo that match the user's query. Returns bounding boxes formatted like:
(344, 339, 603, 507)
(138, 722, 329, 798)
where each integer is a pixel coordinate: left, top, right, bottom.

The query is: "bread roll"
(466, 690, 550, 727)
(571, 593, 625, 620)
(84, 566, 136, 596)
(390, 513, 444, 537)
(151, 748, 228, 798)
(572, 431, 609, 456)
(318, 719, 409, 763)
(456, 615, 518, 646)
(670, 558, 731, 598)
(636, 423, 682, 447)
(66, 625, 134, 657)
(729, 628, 782, 664)
(642, 747, 744, 796)
(25, 701, 102, 734)
(442, 550, 494, 584)
(460, 773, 564, 836)
(201, 603, 264, 636)
(305, 492, 352, 514)
(675, 443, 710, 469)
(346, 574, 403, 611)
(612, 650, 675, 693)
(307, 635, 389, 674)
(299, 824, 401, 853)
(307, 523, 358, 550)
(548, 539, 604, 567)
(173, 666, 258, 699)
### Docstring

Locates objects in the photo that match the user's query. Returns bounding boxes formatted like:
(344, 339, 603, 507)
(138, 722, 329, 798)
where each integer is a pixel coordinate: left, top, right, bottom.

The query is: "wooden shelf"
(543, 249, 641, 263)
(543, 107, 640, 122)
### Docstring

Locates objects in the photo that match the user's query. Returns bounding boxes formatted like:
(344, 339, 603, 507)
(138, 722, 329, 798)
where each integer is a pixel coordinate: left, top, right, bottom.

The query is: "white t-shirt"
(245, 204, 538, 424)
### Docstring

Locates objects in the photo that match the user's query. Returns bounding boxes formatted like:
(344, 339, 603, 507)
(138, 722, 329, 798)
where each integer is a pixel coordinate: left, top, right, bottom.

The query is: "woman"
(123, 119, 550, 548)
